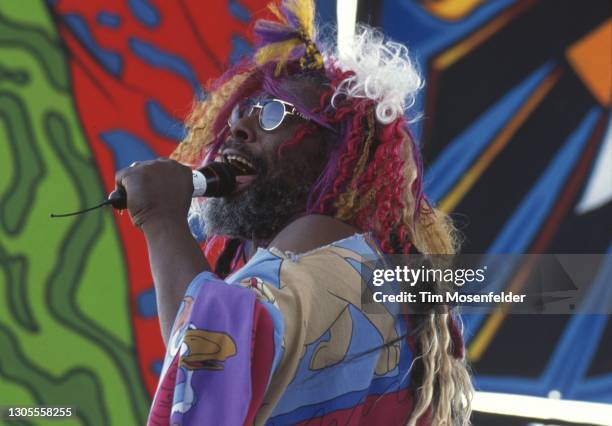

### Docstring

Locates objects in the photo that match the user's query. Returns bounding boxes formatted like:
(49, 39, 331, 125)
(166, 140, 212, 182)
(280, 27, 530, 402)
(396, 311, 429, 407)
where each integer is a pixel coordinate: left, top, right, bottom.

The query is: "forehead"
(278, 78, 323, 109)
(253, 76, 324, 112)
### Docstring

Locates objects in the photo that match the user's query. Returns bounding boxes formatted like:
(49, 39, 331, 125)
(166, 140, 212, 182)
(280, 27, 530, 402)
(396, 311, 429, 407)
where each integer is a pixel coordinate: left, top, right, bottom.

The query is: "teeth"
(224, 154, 255, 173)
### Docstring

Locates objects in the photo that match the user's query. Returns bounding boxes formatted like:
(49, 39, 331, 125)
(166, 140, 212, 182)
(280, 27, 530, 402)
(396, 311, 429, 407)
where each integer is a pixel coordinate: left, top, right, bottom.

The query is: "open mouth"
(217, 151, 259, 193)
(221, 153, 257, 175)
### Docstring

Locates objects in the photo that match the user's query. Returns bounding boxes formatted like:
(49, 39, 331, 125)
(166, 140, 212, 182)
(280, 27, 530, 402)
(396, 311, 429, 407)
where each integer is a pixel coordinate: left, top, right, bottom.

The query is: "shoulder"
(268, 214, 360, 254)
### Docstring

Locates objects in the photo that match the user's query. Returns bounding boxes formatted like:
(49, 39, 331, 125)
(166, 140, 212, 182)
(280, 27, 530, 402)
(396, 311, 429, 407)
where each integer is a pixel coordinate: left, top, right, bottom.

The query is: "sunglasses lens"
(260, 100, 285, 130)
(229, 100, 255, 126)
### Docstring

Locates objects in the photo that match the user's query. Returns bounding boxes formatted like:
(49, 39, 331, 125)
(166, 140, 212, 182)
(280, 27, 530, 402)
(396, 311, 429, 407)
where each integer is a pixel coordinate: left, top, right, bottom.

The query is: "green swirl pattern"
(0, 2, 148, 425)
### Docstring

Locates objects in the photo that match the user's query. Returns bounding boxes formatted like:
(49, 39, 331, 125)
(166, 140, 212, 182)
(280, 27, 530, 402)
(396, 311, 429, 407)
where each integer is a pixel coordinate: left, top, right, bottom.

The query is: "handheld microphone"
(50, 162, 241, 218)
(107, 162, 241, 210)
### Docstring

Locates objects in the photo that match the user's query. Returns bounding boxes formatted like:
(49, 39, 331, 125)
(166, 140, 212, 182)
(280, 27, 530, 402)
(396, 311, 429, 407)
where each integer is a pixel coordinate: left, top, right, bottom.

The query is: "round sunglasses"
(228, 98, 309, 131)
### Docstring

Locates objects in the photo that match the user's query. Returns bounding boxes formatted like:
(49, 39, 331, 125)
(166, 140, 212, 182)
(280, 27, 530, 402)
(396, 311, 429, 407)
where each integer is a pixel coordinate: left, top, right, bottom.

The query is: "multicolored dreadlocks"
(171, 0, 473, 424)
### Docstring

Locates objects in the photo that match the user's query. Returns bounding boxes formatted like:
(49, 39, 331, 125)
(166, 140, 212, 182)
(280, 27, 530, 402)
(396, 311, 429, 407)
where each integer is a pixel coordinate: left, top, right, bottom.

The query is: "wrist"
(141, 215, 190, 236)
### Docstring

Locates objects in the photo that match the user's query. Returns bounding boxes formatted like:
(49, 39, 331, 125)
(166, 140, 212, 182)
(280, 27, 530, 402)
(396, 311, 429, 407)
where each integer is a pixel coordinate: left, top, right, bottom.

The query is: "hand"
(114, 158, 193, 230)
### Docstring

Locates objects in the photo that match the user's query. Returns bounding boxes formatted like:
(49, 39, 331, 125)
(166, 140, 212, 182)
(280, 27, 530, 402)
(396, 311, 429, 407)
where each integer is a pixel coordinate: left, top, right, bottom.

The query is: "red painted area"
(51, 0, 269, 395)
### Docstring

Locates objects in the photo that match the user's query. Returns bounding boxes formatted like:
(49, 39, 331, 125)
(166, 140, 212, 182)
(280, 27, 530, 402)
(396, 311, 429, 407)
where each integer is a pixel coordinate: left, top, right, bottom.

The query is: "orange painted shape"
(566, 19, 612, 107)
(423, 0, 485, 21)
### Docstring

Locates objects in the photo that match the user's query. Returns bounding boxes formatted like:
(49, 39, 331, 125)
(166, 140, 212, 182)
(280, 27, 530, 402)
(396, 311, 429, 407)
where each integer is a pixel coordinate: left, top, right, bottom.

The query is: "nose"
(229, 114, 257, 144)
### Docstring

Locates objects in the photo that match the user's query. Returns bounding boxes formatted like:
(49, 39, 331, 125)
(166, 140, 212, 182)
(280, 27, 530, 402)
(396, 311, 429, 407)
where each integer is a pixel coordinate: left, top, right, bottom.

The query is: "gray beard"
(200, 173, 313, 241)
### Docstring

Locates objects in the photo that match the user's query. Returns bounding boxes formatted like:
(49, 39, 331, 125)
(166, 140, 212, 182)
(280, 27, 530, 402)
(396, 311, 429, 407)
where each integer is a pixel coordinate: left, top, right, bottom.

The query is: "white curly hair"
(325, 25, 424, 124)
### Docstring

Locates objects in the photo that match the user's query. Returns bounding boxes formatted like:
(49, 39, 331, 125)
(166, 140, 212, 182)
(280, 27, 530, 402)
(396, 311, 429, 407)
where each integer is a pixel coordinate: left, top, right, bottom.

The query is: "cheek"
(277, 139, 329, 177)
(279, 125, 324, 156)
(292, 134, 328, 164)
(259, 131, 295, 165)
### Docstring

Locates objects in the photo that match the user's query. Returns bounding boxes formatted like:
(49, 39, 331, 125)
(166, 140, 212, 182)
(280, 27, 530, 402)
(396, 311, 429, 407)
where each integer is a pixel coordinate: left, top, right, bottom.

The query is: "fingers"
(115, 159, 149, 189)
(112, 158, 193, 222)
(115, 164, 133, 189)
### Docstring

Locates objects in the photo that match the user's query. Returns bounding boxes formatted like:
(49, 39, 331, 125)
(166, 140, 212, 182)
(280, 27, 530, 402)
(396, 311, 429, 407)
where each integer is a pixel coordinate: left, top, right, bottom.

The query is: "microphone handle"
(107, 162, 239, 210)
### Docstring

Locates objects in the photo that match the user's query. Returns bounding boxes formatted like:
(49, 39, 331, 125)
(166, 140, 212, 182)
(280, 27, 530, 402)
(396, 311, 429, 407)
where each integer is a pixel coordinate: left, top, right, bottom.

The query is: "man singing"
(116, 0, 472, 424)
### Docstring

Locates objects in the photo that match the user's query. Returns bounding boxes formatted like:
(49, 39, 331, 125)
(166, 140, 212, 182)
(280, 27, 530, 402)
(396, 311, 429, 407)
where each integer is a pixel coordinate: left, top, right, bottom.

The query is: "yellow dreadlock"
(254, 0, 323, 75)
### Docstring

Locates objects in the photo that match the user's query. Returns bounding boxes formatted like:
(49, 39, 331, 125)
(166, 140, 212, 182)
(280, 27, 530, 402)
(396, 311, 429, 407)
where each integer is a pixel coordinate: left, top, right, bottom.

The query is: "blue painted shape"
(128, 37, 204, 99)
(228, 0, 250, 23)
(464, 107, 602, 339)
(96, 12, 121, 28)
(63, 14, 123, 76)
(151, 359, 164, 376)
(425, 61, 556, 203)
(315, 0, 337, 26)
(382, 0, 517, 140)
(229, 35, 253, 65)
(488, 108, 601, 254)
(545, 245, 612, 398)
(136, 287, 157, 318)
(383, 0, 517, 54)
(146, 100, 187, 142)
(99, 130, 157, 170)
(128, 0, 160, 28)
(575, 373, 612, 403)
(472, 375, 548, 397)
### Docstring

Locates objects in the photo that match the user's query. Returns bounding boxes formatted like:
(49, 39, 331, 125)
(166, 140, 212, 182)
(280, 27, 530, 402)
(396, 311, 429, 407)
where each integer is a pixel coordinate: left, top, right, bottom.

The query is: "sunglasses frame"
(228, 98, 309, 132)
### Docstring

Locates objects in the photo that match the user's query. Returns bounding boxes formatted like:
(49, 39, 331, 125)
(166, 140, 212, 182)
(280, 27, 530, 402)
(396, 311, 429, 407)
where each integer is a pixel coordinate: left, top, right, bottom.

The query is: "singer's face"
(201, 78, 333, 241)
(223, 79, 329, 182)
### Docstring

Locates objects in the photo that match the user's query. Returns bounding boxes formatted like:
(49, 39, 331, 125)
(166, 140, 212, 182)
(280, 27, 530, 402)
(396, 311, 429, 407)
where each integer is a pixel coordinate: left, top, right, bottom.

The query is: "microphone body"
(108, 162, 240, 210)
(191, 162, 238, 197)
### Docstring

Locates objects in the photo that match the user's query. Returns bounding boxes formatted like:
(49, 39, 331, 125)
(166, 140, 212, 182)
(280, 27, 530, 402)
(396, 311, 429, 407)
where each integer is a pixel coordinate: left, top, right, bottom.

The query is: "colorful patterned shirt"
(148, 233, 426, 425)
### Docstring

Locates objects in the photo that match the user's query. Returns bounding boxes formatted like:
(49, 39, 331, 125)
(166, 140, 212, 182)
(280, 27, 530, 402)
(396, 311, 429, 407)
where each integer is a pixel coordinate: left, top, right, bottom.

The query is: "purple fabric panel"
(172, 273, 257, 425)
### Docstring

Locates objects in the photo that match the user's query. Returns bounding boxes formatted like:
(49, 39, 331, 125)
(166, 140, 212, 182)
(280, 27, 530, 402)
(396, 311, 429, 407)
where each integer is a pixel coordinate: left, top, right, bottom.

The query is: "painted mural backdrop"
(0, 0, 267, 424)
(379, 0, 612, 407)
(0, 0, 610, 425)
